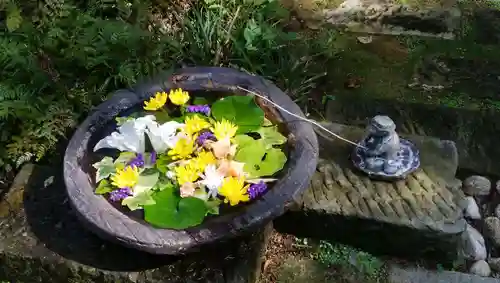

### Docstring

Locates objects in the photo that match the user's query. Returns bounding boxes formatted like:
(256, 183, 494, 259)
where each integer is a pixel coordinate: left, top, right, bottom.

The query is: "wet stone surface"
(281, 0, 461, 38)
(275, 122, 466, 262)
(410, 55, 500, 100)
(0, 165, 270, 283)
(389, 266, 500, 283)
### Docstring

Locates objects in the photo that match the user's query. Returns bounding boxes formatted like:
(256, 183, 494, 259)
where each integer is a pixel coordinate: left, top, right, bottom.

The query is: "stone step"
(389, 266, 500, 283)
(274, 122, 466, 263)
(0, 165, 271, 283)
(281, 0, 461, 39)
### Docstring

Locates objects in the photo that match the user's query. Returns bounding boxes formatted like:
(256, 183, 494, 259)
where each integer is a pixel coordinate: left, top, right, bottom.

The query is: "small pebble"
(469, 260, 491, 277)
(461, 224, 487, 261)
(462, 176, 491, 196)
(463, 196, 481, 220)
(488, 258, 500, 272)
(495, 204, 500, 219)
(484, 217, 500, 248)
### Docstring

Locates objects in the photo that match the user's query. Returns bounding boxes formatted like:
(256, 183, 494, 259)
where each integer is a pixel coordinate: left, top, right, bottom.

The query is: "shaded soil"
(0, 170, 18, 199)
(259, 232, 390, 283)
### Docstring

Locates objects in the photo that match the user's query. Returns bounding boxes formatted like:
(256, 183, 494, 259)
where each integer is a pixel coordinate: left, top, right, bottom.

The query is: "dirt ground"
(259, 231, 389, 283)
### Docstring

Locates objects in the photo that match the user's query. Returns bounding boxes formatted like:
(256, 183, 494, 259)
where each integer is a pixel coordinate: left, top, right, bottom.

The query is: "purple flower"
(150, 151, 157, 165)
(128, 153, 144, 168)
(247, 181, 268, 199)
(196, 131, 216, 146)
(109, 187, 132, 202)
(186, 105, 210, 116)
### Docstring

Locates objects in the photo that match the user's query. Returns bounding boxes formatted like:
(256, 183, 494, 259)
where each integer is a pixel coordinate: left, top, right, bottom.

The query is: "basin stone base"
(275, 122, 467, 263)
(0, 165, 271, 283)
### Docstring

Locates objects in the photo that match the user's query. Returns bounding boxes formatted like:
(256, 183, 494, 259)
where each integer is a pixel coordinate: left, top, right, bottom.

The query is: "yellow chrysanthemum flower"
(144, 91, 168, 111)
(218, 177, 250, 206)
(175, 164, 200, 185)
(211, 119, 238, 141)
(184, 115, 210, 136)
(168, 135, 195, 160)
(169, 88, 190, 106)
(110, 166, 140, 188)
(191, 150, 217, 171)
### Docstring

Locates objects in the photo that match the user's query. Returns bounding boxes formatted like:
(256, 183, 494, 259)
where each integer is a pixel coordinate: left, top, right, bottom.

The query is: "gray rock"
(449, 178, 462, 191)
(463, 176, 491, 196)
(484, 217, 500, 247)
(469, 260, 491, 277)
(389, 265, 499, 283)
(495, 204, 500, 219)
(496, 180, 500, 195)
(461, 224, 487, 260)
(487, 258, 500, 272)
(463, 196, 482, 220)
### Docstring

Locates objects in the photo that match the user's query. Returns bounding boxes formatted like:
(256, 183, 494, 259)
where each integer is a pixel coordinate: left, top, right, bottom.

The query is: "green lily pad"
(235, 139, 266, 177)
(206, 199, 222, 215)
(255, 126, 287, 149)
(234, 135, 287, 178)
(144, 186, 208, 229)
(262, 117, 273, 126)
(257, 148, 287, 177)
(211, 95, 264, 133)
(233, 134, 257, 148)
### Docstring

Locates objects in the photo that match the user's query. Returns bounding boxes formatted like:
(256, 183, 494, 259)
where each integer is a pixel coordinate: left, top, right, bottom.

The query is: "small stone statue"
(352, 115, 420, 180)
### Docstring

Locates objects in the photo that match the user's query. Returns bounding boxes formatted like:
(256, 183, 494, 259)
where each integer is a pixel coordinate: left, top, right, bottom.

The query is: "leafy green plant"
(0, 0, 183, 173)
(0, 0, 340, 185)
(316, 241, 386, 281)
(178, 0, 331, 98)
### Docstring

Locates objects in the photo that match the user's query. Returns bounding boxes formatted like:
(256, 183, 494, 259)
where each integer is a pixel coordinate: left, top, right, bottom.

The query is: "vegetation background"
(0, 0, 342, 186)
(3, 0, 497, 189)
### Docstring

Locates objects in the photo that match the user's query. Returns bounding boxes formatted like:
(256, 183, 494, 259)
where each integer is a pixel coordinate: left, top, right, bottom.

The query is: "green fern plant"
(0, 0, 338, 177)
(6, 104, 76, 162)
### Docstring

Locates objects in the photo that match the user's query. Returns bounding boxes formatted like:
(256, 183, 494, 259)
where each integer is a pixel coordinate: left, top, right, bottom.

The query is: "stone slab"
(281, 0, 461, 38)
(274, 122, 466, 262)
(0, 165, 271, 283)
(389, 266, 500, 283)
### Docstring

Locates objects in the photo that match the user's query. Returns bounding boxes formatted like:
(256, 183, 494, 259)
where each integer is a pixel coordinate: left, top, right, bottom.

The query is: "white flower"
(199, 165, 224, 198)
(94, 115, 157, 153)
(146, 121, 185, 153)
(93, 115, 185, 154)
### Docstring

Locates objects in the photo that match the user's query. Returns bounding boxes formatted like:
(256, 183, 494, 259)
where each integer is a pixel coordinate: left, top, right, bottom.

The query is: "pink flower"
(180, 182, 196, 198)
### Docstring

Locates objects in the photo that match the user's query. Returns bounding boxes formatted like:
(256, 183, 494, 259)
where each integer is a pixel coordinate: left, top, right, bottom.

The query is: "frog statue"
(351, 115, 420, 180)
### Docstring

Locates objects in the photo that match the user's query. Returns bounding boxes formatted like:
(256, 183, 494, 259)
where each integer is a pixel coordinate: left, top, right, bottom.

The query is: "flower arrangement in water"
(92, 89, 288, 229)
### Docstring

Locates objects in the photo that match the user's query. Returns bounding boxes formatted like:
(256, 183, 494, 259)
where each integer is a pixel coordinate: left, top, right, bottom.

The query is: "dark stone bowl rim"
(63, 67, 319, 255)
